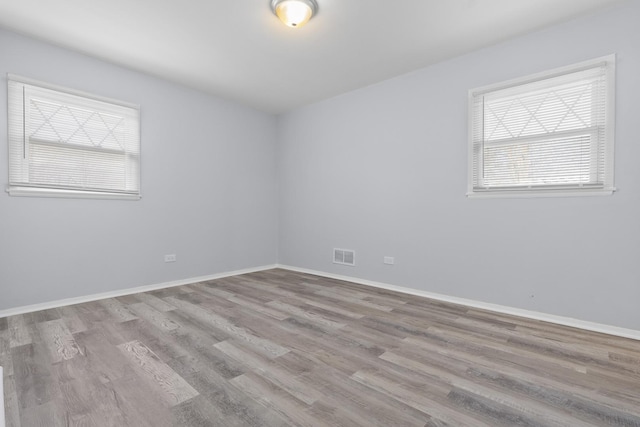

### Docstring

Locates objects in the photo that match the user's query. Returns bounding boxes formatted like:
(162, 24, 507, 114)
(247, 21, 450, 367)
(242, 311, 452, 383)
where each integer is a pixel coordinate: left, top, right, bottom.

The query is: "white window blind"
(468, 56, 615, 198)
(7, 75, 141, 199)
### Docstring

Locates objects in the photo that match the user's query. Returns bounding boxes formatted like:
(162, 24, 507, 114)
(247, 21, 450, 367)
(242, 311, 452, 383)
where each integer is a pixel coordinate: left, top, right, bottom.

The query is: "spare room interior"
(0, 1, 639, 426)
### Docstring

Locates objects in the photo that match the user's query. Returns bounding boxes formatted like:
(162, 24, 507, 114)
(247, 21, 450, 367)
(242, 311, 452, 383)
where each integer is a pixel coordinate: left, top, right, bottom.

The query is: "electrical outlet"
(164, 254, 177, 263)
(384, 256, 395, 265)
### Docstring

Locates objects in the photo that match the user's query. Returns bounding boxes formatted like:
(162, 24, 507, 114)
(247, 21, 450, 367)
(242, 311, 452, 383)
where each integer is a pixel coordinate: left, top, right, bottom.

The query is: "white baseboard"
(277, 264, 640, 342)
(0, 264, 277, 319)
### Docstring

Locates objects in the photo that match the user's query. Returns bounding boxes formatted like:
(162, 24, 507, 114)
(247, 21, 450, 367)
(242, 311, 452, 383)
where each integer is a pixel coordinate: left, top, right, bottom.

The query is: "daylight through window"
(468, 56, 615, 197)
(7, 75, 141, 199)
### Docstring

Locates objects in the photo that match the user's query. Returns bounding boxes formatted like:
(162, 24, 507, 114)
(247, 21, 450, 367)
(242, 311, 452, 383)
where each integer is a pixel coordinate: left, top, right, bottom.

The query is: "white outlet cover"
(384, 256, 395, 265)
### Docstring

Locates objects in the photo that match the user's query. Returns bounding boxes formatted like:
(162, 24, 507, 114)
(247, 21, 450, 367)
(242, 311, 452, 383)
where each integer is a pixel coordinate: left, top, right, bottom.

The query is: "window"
(7, 75, 140, 199)
(468, 55, 615, 198)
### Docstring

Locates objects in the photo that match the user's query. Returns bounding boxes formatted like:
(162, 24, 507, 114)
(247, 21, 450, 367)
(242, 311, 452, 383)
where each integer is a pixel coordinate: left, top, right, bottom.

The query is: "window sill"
(467, 188, 617, 199)
(6, 186, 141, 200)
(466, 188, 615, 199)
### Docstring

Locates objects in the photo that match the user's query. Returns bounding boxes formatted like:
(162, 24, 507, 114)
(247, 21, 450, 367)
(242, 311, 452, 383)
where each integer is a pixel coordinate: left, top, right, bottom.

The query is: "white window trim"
(8, 74, 139, 110)
(6, 74, 141, 200)
(6, 186, 141, 200)
(467, 55, 616, 199)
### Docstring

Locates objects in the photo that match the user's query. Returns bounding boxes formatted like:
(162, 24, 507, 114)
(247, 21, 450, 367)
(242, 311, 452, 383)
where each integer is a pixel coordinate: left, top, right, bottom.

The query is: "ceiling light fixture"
(271, 0, 318, 28)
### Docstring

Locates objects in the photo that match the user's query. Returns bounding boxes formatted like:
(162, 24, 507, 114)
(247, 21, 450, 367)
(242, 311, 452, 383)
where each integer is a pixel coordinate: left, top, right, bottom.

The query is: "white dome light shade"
(271, 0, 318, 28)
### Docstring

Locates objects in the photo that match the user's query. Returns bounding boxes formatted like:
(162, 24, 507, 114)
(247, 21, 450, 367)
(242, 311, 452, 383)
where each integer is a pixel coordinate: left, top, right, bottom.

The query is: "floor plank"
(36, 319, 82, 363)
(116, 340, 199, 407)
(7, 316, 31, 349)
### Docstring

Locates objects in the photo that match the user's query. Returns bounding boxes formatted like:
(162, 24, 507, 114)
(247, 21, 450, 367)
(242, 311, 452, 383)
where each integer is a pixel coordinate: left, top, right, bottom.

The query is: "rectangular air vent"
(333, 248, 355, 266)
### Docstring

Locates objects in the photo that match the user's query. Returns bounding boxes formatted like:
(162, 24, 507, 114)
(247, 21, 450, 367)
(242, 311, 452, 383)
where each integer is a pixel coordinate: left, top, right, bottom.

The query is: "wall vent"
(333, 248, 355, 266)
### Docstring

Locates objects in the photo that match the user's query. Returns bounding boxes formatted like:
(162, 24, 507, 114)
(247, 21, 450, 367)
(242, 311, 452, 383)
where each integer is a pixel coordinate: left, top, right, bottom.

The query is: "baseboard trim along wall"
(277, 264, 640, 342)
(0, 264, 278, 319)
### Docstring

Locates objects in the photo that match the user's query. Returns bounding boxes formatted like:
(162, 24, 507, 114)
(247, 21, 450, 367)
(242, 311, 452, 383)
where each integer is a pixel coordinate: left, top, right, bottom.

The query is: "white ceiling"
(0, 0, 625, 113)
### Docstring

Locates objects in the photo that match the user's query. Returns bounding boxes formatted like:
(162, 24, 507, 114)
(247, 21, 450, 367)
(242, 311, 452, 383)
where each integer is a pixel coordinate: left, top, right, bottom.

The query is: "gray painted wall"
(277, 1, 640, 330)
(0, 29, 278, 310)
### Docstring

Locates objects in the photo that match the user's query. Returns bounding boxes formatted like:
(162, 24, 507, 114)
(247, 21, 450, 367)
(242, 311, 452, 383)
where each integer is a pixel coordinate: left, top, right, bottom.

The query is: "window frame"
(6, 74, 141, 200)
(467, 55, 616, 199)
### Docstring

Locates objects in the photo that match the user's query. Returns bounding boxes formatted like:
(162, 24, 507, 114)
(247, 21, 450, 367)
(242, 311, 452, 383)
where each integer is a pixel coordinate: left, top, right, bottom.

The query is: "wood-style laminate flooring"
(1, 269, 640, 426)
